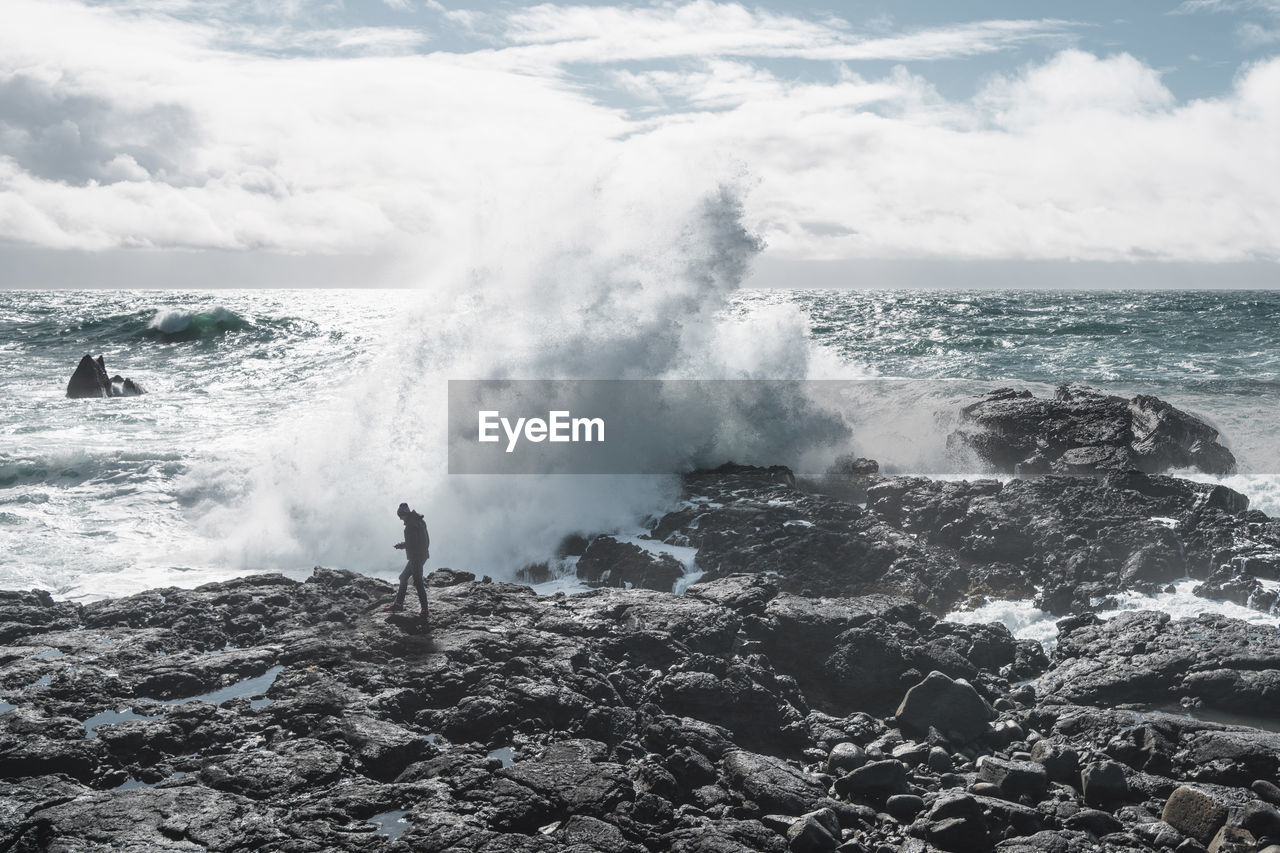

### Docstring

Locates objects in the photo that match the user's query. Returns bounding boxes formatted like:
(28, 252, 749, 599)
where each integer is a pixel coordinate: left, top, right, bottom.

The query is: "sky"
(1, 0, 1279, 288)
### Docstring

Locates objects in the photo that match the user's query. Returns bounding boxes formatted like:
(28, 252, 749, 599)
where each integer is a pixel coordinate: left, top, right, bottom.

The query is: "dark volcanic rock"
(866, 469, 1266, 615)
(66, 353, 146, 399)
(1038, 610, 1280, 718)
(576, 535, 685, 592)
(652, 464, 970, 611)
(3, 491, 1280, 853)
(896, 670, 994, 745)
(660, 450, 1274, 617)
(949, 384, 1236, 477)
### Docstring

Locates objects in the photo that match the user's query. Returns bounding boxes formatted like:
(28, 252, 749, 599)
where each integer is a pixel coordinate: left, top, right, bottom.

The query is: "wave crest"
(146, 307, 248, 339)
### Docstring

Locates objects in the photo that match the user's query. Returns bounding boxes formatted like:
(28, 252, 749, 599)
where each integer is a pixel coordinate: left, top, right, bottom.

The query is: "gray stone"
(1208, 826, 1256, 853)
(1255, 780, 1280, 807)
(1030, 740, 1080, 784)
(1081, 760, 1129, 807)
(927, 816, 991, 852)
(833, 760, 909, 800)
(1162, 786, 1229, 845)
(787, 808, 841, 853)
(885, 794, 924, 822)
(1239, 800, 1280, 840)
(977, 755, 1048, 799)
(827, 743, 867, 775)
(1063, 808, 1123, 837)
(927, 747, 954, 773)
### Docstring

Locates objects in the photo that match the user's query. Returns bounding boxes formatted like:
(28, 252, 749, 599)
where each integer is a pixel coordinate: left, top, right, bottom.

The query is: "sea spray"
(188, 185, 855, 580)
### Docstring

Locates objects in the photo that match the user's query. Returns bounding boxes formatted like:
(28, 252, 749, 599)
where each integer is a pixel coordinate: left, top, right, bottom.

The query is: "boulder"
(787, 808, 841, 853)
(977, 756, 1048, 800)
(1030, 741, 1080, 784)
(1238, 800, 1280, 840)
(1162, 786, 1229, 845)
(1208, 826, 1256, 853)
(833, 759, 909, 801)
(895, 671, 993, 745)
(1081, 760, 1130, 806)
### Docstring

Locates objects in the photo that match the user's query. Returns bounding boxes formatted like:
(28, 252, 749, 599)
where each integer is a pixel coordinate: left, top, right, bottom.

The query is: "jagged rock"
(66, 353, 146, 399)
(812, 455, 882, 503)
(427, 568, 477, 587)
(787, 808, 841, 853)
(1208, 825, 1256, 853)
(722, 749, 826, 815)
(925, 792, 990, 852)
(948, 385, 1235, 477)
(576, 536, 685, 592)
(1037, 611, 1280, 718)
(4, 529, 1280, 853)
(1030, 740, 1080, 784)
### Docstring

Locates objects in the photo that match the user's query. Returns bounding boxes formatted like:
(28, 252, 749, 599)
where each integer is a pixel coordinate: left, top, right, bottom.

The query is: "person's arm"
(394, 541, 405, 549)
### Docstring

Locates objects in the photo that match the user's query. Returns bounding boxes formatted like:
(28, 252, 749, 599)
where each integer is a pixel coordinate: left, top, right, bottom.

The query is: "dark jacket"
(402, 512, 430, 562)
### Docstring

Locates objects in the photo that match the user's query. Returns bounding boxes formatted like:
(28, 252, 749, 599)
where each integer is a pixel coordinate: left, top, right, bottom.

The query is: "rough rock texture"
(649, 458, 1277, 616)
(575, 536, 685, 593)
(2, 565, 1278, 853)
(1037, 610, 1280, 715)
(948, 385, 1236, 477)
(66, 353, 146, 399)
(5, 388, 1280, 852)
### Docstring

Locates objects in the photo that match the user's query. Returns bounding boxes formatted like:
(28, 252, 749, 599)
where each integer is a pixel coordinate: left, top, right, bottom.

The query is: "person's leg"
(394, 561, 413, 605)
(411, 560, 429, 612)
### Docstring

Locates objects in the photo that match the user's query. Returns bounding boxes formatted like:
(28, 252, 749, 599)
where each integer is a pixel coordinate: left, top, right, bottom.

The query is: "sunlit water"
(3, 289, 1278, 601)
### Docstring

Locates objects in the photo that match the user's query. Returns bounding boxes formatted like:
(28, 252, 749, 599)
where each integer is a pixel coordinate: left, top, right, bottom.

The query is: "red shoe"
(382, 603, 405, 612)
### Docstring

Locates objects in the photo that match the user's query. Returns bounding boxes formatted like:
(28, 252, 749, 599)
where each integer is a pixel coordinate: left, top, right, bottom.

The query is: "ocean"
(2, 288, 1279, 618)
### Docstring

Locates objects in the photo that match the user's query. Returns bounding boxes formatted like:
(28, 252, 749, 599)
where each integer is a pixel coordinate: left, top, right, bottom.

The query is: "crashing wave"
(146, 307, 248, 339)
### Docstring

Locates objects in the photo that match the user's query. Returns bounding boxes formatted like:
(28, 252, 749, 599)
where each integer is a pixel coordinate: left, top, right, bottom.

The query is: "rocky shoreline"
(4, 386, 1280, 852)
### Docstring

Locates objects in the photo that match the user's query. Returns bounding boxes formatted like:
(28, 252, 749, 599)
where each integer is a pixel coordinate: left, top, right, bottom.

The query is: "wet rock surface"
(65, 353, 146, 399)
(0, 564, 1276, 852)
(948, 384, 1236, 477)
(4, 388, 1280, 851)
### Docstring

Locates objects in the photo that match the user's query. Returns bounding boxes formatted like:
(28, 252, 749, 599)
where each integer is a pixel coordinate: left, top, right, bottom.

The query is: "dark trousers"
(395, 559, 429, 609)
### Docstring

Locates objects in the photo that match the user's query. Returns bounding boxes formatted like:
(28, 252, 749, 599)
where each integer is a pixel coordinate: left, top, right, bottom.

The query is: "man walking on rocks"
(385, 502, 430, 618)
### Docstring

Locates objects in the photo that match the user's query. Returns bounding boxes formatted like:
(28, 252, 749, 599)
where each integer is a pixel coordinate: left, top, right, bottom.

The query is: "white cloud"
(1, 0, 1278, 267)
(492, 2, 1074, 68)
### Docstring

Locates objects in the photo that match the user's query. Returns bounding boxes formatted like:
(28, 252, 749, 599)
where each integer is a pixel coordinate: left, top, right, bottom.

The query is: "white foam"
(149, 309, 192, 333)
(944, 598, 1062, 651)
(1096, 578, 1280, 626)
(944, 577, 1280, 655)
(1170, 469, 1280, 518)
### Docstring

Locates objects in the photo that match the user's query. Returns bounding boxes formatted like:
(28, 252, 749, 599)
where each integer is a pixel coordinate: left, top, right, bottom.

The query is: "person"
(384, 502, 430, 617)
